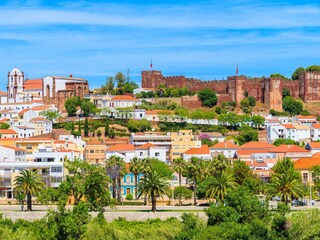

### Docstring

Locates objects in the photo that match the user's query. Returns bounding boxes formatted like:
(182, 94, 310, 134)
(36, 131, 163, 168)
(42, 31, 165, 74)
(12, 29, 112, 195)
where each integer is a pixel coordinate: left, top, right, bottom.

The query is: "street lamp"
(172, 175, 175, 211)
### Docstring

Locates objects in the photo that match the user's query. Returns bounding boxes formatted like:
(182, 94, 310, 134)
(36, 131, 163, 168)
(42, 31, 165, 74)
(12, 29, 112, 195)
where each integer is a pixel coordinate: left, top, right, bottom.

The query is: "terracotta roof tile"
(0, 129, 18, 134)
(111, 95, 137, 101)
(0, 145, 25, 151)
(107, 143, 135, 152)
(211, 142, 238, 149)
(237, 149, 271, 155)
(296, 115, 316, 120)
(282, 124, 295, 129)
(295, 157, 320, 170)
(184, 145, 210, 155)
(136, 143, 156, 149)
(241, 141, 274, 149)
(0, 90, 6, 96)
(313, 152, 320, 158)
(307, 142, 320, 149)
(86, 139, 104, 145)
(313, 124, 320, 129)
(271, 145, 309, 153)
(145, 110, 174, 115)
(24, 79, 43, 90)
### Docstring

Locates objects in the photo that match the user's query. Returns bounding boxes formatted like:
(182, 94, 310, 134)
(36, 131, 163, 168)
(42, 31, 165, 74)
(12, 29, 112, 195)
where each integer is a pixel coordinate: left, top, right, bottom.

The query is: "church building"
(1, 67, 89, 110)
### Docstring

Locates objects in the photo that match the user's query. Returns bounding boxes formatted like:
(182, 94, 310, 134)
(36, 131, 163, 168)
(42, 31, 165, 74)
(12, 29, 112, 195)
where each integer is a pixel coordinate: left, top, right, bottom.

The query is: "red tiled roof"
(136, 142, 156, 149)
(245, 161, 268, 168)
(271, 145, 309, 153)
(24, 79, 43, 90)
(297, 115, 316, 120)
(295, 157, 320, 170)
(0, 145, 24, 151)
(211, 142, 238, 149)
(0, 118, 10, 123)
(18, 109, 31, 116)
(307, 142, 320, 149)
(313, 152, 320, 158)
(86, 139, 104, 145)
(241, 141, 274, 149)
(30, 117, 51, 122)
(237, 149, 271, 155)
(107, 143, 135, 152)
(145, 110, 174, 115)
(184, 145, 210, 155)
(0, 129, 18, 134)
(111, 95, 137, 101)
(0, 90, 6, 96)
(313, 124, 320, 129)
(31, 105, 53, 111)
(283, 124, 295, 129)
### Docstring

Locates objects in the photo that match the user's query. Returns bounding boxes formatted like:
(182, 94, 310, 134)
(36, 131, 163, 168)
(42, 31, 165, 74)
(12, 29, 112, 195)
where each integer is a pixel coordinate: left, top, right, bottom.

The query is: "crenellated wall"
(141, 70, 320, 109)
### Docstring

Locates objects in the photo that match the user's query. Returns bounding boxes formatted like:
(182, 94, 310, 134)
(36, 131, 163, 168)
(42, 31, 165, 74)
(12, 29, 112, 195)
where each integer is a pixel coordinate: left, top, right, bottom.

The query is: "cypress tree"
(84, 117, 89, 137)
(78, 119, 81, 136)
(104, 119, 109, 137)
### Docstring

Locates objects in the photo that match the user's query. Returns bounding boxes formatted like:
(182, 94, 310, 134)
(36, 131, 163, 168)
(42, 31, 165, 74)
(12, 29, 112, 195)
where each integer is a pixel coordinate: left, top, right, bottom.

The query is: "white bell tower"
(7, 67, 24, 103)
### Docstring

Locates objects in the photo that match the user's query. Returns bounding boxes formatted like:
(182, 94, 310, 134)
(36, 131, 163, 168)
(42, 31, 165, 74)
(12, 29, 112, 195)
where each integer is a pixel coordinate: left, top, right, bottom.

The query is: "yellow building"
(170, 130, 201, 161)
(84, 139, 107, 164)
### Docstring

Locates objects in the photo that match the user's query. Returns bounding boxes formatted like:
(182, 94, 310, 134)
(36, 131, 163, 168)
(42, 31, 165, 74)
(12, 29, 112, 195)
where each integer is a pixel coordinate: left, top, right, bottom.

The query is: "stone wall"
(282, 80, 299, 98)
(181, 95, 202, 109)
(299, 72, 320, 102)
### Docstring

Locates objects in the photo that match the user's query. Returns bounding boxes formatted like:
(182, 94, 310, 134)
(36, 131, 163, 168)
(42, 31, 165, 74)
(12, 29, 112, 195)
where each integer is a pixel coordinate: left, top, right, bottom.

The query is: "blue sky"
(0, 0, 319, 90)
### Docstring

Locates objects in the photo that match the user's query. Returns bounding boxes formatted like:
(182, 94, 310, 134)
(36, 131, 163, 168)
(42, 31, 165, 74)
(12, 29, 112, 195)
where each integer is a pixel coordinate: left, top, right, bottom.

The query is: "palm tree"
(141, 157, 152, 174)
(209, 154, 230, 174)
(172, 158, 186, 187)
(130, 157, 143, 200)
(138, 170, 170, 212)
(206, 171, 237, 203)
(268, 157, 305, 204)
(14, 169, 45, 211)
(268, 174, 305, 204)
(185, 157, 204, 205)
(106, 156, 118, 199)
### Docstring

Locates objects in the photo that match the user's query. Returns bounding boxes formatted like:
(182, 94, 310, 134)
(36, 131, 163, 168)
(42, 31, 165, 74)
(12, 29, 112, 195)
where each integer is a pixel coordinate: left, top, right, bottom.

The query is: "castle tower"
(299, 71, 320, 102)
(141, 70, 163, 89)
(264, 78, 282, 111)
(227, 76, 247, 105)
(7, 67, 24, 103)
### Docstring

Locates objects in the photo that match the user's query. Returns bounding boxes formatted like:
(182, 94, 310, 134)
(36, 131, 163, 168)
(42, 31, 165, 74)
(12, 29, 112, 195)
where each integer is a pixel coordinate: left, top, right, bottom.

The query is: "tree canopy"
(198, 89, 218, 108)
(282, 96, 303, 115)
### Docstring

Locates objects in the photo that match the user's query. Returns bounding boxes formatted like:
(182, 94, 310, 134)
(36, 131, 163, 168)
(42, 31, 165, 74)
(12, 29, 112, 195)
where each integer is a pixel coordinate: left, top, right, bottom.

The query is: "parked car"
(271, 196, 281, 201)
(292, 200, 306, 206)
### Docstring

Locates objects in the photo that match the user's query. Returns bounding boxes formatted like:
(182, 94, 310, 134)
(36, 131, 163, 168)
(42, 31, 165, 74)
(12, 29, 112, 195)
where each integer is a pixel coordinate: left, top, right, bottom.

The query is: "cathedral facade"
(2, 67, 89, 110)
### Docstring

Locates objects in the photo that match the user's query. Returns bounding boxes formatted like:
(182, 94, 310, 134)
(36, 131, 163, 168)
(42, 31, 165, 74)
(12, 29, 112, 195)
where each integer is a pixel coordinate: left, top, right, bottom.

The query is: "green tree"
(236, 126, 258, 145)
(172, 158, 186, 187)
(198, 89, 218, 108)
(282, 88, 291, 98)
(14, 170, 45, 211)
(270, 73, 288, 80)
(0, 123, 10, 129)
(40, 110, 61, 122)
(273, 138, 297, 146)
(129, 157, 143, 200)
(104, 119, 109, 137)
(84, 117, 89, 137)
(291, 66, 304, 80)
(311, 166, 320, 194)
(81, 100, 96, 117)
(138, 170, 171, 212)
(106, 156, 126, 202)
(149, 158, 173, 180)
(62, 160, 110, 211)
(37, 187, 60, 205)
(125, 193, 133, 201)
(206, 171, 237, 203)
(282, 96, 303, 115)
(65, 96, 81, 116)
(247, 96, 256, 107)
(240, 98, 251, 114)
(185, 157, 203, 205)
(251, 115, 265, 129)
(268, 157, 305, 204)
(305, 65, 320, 72)
(174, 186, 192, 206)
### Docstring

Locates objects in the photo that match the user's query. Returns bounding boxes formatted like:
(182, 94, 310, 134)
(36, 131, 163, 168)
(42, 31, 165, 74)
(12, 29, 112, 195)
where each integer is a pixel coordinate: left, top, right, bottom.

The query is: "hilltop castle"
(141, 70, 320, 111)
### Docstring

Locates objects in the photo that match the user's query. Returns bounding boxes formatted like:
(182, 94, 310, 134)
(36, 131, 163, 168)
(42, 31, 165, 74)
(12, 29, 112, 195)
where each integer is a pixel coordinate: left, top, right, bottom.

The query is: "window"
(126, 188, 131, 195)
(90, 150, 94, 154)
(140, 152, 143, 156)
(155, 152, 160, 157)
(26, 144, 32, 150)
(126, 175, 131, 183)
(51, 167, 62, 173)
(303, 173, 308, 183)
(51, 176, 62, 183)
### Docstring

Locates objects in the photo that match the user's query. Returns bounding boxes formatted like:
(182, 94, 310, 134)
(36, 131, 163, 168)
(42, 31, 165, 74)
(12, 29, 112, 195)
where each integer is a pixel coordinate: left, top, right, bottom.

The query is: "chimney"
(69, 74, 73, 78)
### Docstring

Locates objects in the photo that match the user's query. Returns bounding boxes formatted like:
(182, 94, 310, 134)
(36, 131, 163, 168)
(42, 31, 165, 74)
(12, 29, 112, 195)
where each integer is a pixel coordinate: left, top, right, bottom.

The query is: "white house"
(0, 146, 26, 162)
(210, 142, 238, 158)
(101, 95, 142, 110)
(183, 145, 211, 160)
(134, 143, 167, 163)
(106, 144, 135, 162)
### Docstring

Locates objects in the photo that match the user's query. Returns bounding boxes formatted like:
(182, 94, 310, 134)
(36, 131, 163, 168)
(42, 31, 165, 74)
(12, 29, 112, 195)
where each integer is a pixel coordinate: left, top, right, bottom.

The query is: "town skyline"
(1, 0, 320, 89)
